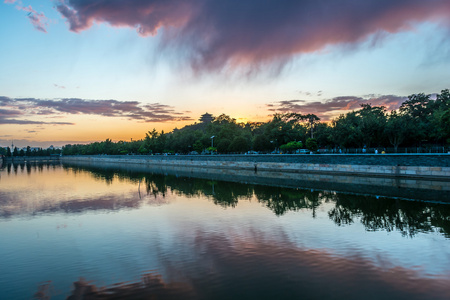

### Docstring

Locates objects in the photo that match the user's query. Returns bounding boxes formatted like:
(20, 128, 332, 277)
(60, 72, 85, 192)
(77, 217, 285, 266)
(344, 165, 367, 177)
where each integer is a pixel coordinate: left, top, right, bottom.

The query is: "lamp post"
(211, 136, 215, 155)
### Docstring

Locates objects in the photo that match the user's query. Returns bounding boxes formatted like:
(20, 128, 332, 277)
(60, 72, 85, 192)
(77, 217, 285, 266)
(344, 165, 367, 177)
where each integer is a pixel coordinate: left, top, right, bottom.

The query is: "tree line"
(56, 88, 449, 155)
(1, 146, 61, 157)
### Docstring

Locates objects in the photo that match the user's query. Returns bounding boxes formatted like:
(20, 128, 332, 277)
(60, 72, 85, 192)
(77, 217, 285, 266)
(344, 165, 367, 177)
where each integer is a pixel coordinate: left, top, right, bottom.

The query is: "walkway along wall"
(61, 154, 450, 180)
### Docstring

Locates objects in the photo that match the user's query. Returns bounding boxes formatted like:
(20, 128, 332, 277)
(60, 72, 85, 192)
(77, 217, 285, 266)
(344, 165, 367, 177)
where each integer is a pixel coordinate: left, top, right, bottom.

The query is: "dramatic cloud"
(0, 96, 193, 124)
(268, 95, 406, 120)
(56, 0, 450, 72)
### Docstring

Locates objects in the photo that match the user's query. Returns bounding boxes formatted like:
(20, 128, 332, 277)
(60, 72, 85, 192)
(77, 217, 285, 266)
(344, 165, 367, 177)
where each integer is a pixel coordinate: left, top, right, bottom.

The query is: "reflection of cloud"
(56, 0, 450, 73)
(0, 190, 146, 218)
(171, 231, 450, 299)
(37, 273, 194, 299)
(0, 164, 168, 218)
(0, 96, 193, 125)
(41, 230, 450, 299)
(268, 94, 406, 120)
(0, 184, 169, 217)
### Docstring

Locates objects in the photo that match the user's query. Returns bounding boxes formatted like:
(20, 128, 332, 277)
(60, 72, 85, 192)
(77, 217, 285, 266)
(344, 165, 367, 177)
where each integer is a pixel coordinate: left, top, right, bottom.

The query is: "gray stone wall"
(61, 154, 450, 179)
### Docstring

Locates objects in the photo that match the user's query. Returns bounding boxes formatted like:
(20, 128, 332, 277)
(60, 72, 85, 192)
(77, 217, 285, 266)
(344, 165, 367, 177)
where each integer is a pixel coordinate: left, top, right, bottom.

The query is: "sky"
(1, 0, 450, 148)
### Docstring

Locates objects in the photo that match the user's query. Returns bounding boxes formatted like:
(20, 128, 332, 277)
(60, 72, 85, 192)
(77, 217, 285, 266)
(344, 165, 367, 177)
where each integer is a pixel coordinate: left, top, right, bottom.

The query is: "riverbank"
(61, 154, 450, 180)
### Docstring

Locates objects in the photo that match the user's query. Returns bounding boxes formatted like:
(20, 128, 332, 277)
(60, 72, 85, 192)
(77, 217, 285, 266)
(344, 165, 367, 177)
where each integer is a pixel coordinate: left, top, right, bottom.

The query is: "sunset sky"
(1, 0, 450, 147)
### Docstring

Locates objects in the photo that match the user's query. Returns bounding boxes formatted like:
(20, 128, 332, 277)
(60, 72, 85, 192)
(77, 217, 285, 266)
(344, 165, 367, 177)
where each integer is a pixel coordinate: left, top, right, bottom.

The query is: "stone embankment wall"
(62, 154, 450, 180)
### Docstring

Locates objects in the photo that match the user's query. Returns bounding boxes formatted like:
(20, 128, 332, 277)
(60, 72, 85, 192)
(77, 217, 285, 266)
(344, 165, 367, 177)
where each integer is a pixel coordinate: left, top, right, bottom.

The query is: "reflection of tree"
(62, 163, 450, 238)
(329, 195, 450, 237)
(209, 182, 253, 208)
(254, 186, 324, 216)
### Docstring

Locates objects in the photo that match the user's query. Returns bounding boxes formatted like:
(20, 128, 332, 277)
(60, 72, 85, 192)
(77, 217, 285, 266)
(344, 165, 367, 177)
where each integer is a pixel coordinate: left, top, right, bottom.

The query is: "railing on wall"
(319, 146, 450, 154)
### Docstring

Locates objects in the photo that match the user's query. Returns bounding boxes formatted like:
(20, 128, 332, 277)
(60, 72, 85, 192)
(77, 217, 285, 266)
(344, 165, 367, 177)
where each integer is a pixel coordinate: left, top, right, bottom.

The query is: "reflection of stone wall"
(63, 161, 450, 203)
(62, 154, 450, 180)
(2, 156, 60, 163)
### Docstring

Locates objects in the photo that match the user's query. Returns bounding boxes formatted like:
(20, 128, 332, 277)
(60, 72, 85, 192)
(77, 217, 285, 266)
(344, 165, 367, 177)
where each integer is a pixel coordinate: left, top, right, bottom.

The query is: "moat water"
(0, 162, 449, 299)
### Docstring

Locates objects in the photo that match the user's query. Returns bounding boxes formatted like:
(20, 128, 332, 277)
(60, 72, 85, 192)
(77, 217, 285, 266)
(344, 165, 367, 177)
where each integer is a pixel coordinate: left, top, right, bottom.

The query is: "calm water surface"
(0, 162, 449, 299)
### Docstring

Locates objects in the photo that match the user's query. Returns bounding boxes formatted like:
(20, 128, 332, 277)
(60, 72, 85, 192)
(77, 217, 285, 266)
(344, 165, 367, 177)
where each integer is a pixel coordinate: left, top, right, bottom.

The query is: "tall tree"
(357, 104, 387, 147)
(399, 93, 432, 144)
(385, 111, 411, 152)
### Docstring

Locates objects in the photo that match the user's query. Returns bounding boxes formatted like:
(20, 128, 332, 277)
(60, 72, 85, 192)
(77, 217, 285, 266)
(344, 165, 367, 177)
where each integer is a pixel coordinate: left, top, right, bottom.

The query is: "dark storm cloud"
(0, 96, 192, 124)
(56, 0, 450, 72)
(268, 95, 406, 120)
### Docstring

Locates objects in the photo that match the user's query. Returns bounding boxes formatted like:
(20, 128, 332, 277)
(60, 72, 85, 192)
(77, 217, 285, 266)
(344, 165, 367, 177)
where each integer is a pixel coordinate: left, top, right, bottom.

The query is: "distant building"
(199, 113, 214, 123)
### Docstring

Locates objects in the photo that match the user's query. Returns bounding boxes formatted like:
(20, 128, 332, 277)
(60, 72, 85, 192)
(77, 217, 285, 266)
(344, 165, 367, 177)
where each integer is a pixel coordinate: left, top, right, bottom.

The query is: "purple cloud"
(268, 95, 406, 120)
(56, 0, 450, 72)
(0, 96, 193, 124)
(0, 117, 74, 125)
(5, 2, 49, 33)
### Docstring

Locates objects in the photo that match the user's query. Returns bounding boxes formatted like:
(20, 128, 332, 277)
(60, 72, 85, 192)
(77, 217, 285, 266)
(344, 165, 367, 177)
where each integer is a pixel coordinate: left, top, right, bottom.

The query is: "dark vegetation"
(1, 146, 61, 157)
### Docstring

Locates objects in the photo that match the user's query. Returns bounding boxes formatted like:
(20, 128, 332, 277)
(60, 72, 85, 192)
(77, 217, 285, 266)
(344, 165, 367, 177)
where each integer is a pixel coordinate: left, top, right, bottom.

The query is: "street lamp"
(211, 136, 215, 155)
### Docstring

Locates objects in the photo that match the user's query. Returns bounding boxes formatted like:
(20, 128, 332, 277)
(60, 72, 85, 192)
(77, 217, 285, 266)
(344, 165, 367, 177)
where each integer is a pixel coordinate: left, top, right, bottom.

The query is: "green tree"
(264, 114, 306, 147)
(331, 112, 363, 148)
(229, 136, 250, 153)
(385, 111, 411, 152)
(314, 123, 333, 148)
(357, 104, 387, 147)
(216, 138, 231, 153)
(306, 138, 318, 152)
(441, 108, 450, 144)
(399, 93, 432, 144)
(279, 141, 303, 153)
(193, 140, 204, 153)
(252, 134, 272, 152)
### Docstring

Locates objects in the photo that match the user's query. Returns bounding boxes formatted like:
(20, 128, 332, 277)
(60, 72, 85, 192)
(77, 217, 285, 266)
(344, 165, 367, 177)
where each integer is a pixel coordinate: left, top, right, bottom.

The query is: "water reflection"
(35, 273, 195, 300)
(0, 162, 167, 219)
(34, 231, 450, 300)
(63, 163, 450, 238)
(1, 162, 450, 299)
(1, 162, 448, 238)
(330, 194, 450, 237)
